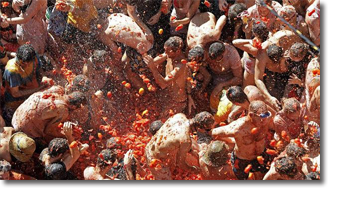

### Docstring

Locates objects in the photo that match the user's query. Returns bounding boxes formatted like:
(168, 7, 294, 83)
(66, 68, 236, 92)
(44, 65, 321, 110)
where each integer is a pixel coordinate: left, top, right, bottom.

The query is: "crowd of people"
(0, 0, 320, 180)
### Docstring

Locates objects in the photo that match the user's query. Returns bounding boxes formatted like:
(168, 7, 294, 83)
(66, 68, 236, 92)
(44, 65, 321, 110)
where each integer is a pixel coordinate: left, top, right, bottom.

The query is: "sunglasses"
(255, 111, 271, 119)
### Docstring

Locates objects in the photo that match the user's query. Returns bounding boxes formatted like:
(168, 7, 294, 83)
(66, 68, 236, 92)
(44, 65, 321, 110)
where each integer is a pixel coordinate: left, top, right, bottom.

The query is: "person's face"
(19, 60, 33, 69)
(211, 54, 224, 63)
(286, 109, 300, 121)
(164, 46, 179, 58)
(250, 110, 271, 127)
(257, 3, 270, 17)
(0, 171, 10, 180)
(284, 50, 304, 62)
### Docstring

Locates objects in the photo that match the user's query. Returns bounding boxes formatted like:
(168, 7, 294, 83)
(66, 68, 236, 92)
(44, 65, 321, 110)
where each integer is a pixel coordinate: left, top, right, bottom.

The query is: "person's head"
(106, 137, 122, 149)
(188, 46, 205, 65)
(149, 120, 163, 136)
(278, 6, 297, 27)
(72, 75, 90, 93)
(16, 44, 36, 67)
(67, 91, 87, 110)
(228, 3, 247, 26)
(267, 44, 284, 63)
(285, 142, 306, 158)
(287, 43, 309, 62)
(192, 111, 215, 130)
(306, 134, 320, 157)
(0, 160, 11, 180)
(252, 21, 269, 42)
(48, 138, 69, 158)
(164, 36, 183, 58)
(248, 101, 271, 126)
(45, 162, 67, 180)
(97, 149, 116, 172)
(203, 141, 231, 167)
(282, 98, 301, 120)
(91, 50, 110, 69)
(255, 0, 272, 17)
(275, 156, 298, 178)
(226, 86, 249, 107)
(305, 172, 320, 180)
(208, 42, 225, 62)
(9, 132, 36, 162)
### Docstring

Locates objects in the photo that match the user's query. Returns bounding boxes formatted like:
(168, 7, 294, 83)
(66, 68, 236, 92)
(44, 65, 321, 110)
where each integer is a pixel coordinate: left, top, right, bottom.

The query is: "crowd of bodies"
(0, 0, 320, 180)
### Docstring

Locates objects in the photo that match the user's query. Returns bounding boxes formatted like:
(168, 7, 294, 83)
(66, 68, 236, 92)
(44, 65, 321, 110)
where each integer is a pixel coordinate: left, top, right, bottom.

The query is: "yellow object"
(213, 90, 234, 124)
(67, 0, 98, 33)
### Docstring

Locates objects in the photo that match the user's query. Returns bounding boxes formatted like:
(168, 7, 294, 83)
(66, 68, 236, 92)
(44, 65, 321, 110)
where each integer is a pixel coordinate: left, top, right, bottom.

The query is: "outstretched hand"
(62, 121, 73, 138)
(269, 96, 281, 112)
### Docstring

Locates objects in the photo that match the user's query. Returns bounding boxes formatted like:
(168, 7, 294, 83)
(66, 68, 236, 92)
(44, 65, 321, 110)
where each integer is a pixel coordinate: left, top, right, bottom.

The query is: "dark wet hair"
(48, 138, 69, 158)
(106, 137, 122, 149)
(188, 46, 205, 63)
(72, 75, 90, 93)
(208, 141, 230, 167)
(228, 3, 247, 25)
(0, 160, 11, 173)
(305, 172, 320, 180)
(164, 36, 183, 51)
(97, 149, 116, 170)
(282, 98, 301, 113)
(68, 91, 87, 108)
(290, 43, 308, 59)
(45, 162, 67, 180)
(227, 86, 249, 104)
(16, 44, 36, 62)
(193, 111, 215, 130)
(209, 42, 225, 60)
(275, 156, 298, 178)
(149, 120, 163, 136)
(286, 142, 306, 158)
(252, 21, 269, 41)
(267, 44, 284, 63)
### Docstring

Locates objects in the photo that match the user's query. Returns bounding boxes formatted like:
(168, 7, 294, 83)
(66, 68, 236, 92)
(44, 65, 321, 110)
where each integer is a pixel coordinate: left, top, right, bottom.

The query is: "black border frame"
(0, 0, 328, 188)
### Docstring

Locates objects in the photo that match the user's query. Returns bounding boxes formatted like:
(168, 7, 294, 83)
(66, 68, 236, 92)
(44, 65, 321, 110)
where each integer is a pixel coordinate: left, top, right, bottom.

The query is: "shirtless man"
(282, 0, 315, 17)
(221, 85, 275, 123)
(305, 0, 320, 47)
(263, 142, 307, 180)
(277, 5, 309, 38)
(99, 13, 154, 57)
(273, 98, 303, 144)
(170, 0, 200, 37)
(83, 149, 116, 180)
(12, 86, 87, 144)
(143, 37, 195, 117)
(145, 112, 215, 180)
(242, 0, 282, 38)
(207, 41, 243, 107)
(187, 12, 227, 50)
(199, 140, 236, 180)
(233, 26, 302, 87)
(40, 122, 89, 179)
(302, 57, 320, 125)
(212, 101, 272, 180)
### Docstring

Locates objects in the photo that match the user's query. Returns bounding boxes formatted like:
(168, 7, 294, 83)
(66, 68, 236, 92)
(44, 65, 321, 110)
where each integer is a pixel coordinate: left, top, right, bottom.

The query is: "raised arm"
(143, 55, 185, 89)
(254, 50, 281, 111)
(211, 122, 237, 141)
(4, 0, 42, 25)
(127, 4, 154, 42)
(61, 122, 80, 171)
(232, 39, 259, 57)
(170, 0, 200, 27)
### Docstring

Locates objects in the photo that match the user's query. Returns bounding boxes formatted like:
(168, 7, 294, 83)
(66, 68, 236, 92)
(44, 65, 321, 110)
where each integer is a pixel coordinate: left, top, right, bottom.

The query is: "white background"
(1, 0, 338, 199)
